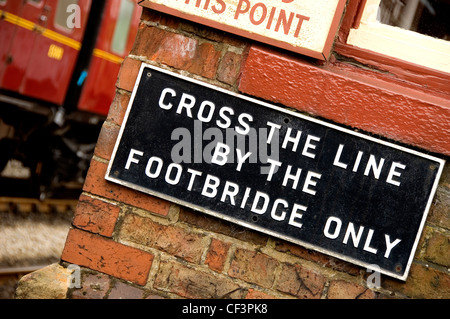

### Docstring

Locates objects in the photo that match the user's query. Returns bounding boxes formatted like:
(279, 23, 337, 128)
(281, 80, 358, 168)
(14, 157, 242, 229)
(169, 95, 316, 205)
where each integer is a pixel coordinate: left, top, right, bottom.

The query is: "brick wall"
(59, 7, 450, 299)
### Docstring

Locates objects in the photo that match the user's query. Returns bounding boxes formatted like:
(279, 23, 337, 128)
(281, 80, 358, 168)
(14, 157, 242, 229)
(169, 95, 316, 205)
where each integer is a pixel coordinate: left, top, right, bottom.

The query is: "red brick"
(70, 273, 111, 299)
(94, 121, 120, 160)
(205, 239, 231, 272)
(179, 207, 268, 246)
(131, 26, 221, 78)
(189, 42, 221, 79)
(275, 263, 326, 299)
(179, 22, 247, 47)
(73, 194, 120, 237)
(116, 57, 141, 92)
(228, 248, 279, 288)
(107, 92, 129, 126)
(217, 50, 243, 85)
(240, 45, 450, 156)
(61, 228, 153, 286)
(274, 240, 360, 276)
(327, 280, 376, 299)
(428, 165, 450, 230)
(423, 229, 450, 267)
(83, 159, 170, 217)
(141, 10, 180, 29)
(120, 213, 206, 263)
(245, 288, 277, 299)
(154, 260, 244, 298)
(107, 281, 145, 299)
(383, 263, 450, 298)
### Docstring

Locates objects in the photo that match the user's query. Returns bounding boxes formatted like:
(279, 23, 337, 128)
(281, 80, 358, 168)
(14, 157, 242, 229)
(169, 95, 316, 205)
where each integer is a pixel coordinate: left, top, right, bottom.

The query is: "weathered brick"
(205, 238, 231, 272)
(228, 248, 279, 288)
(274, 240, 360, 276)
(141, 10, 180, 29)
(275, 263, 326, 299)
(423, 229, 450, 267)
(108, 281, 145, 299)
(94, 121, 120, 160)
(107, 92, 129, 126)
(83, 159, 170, 217)
(189, 41, 221, 79)
(245, 288, 277, 299)
(383, 263, 450, 298)
(131, 26, 221, 78)
(72, 194, 120, 237)
(116, 57, 141, 92)
(428, 187, 450, 230)
(327, 280, 376, 299)
(179, 21, 247, 47)
(179, 207, 268, 246)
(61, 228, 153, 286)
(154, 260, 245, 298)
(70, 273, 111, 299)
(217, 50, 243, 85)
(120, 213, 206, 263)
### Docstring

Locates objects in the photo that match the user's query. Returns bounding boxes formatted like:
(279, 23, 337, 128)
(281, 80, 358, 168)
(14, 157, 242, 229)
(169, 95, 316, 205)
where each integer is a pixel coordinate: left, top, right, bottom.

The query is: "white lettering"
(125, 148, 143, 169)
(288, 203, 306, 228)
(364, 155, 385, 180)
(333, 144, 347, 169)
(302, 135, 320, 159)
(176, 93, 196, 117)
(266, 158, 282, 181)
(235, 113, 253, 135)
(386, 162, 406, 187)
(145, 156, 163, 178)
(198, 100, 215, 123)
(282, 127, 302, 152)
(282, 165, 302, 189)
(302, 171, 321, 195)
(211, 142, 230, 166)
(271, 198, 288, 221)
(186, 168, 202, 191)
(384, 235, 401, 258)
(220, 181, 240, 205)
(251, 191, 270, 214)
(159, 88, 176, 110)
(363, 229, 378, 254)
(165, 163, 182, 185)
(343, 222, 364, 248)
(324, 216, 342, 239)
(266, 121, 281, 144)
(235, 149, 252, 171)
(201, 174, 220, 198)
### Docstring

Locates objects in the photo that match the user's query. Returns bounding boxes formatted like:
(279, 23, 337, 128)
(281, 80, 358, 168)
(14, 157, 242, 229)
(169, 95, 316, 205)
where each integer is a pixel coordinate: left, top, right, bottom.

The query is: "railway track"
(0, 196, 77, 299)
(0, 197, 78, 214)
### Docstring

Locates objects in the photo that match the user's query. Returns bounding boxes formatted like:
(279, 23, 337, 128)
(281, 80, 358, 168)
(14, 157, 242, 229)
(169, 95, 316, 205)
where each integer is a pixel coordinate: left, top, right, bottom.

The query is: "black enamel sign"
(106, 64, 445, 280)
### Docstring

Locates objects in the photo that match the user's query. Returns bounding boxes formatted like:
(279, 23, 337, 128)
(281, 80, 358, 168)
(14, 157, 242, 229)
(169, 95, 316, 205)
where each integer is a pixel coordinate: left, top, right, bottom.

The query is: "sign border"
(137, 0, 347, 60)
(106, 63, 445, 281)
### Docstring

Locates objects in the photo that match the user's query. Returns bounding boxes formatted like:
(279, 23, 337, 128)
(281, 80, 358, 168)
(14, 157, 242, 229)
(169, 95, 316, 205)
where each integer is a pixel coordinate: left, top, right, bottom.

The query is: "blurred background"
(0, 0, 141, 298)
(1, 0, 448, 299)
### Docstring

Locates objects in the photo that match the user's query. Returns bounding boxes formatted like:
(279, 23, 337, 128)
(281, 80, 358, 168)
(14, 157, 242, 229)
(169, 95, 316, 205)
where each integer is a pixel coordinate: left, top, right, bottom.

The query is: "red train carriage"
(0, 0, 141, 198)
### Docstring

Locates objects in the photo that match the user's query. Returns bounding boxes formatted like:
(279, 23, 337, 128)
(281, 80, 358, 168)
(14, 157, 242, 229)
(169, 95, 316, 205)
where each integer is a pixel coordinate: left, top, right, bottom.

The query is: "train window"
(111, 0, 135, 55)
(54, 0, 79, 32)
(347, 0, 450, 73)
(0, 0, 6, 6)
